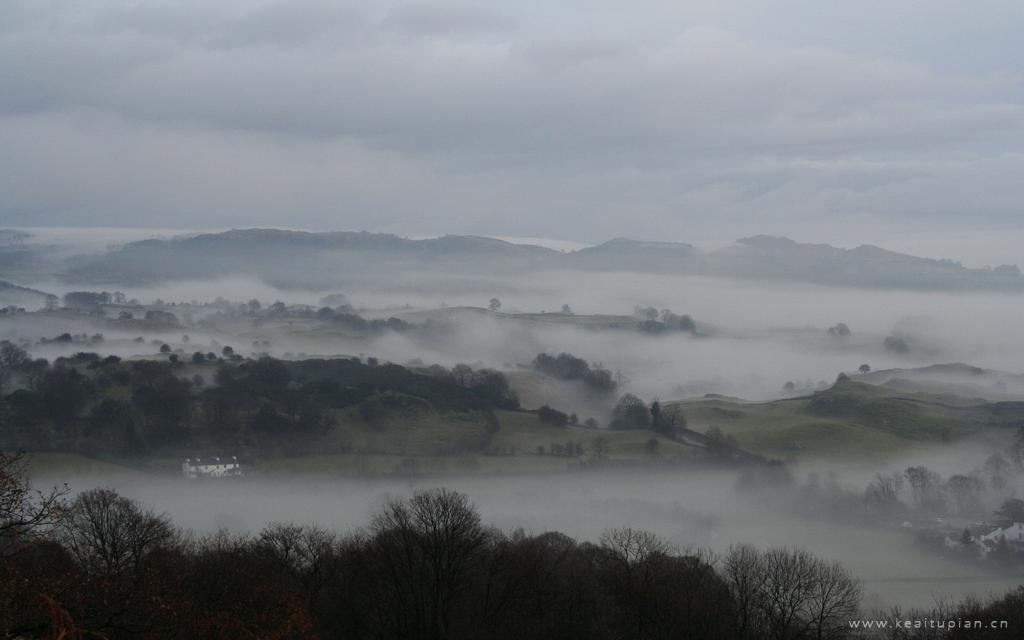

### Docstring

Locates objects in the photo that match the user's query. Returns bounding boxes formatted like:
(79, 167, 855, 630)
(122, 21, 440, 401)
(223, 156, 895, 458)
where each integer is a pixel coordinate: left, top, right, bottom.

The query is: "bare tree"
(985, 453, 1010, 492)
(57, 488, 177, 575)
(599, 528, 728, 640)
(723, 546, 861, 640)
(946, 475, 985, 515)
(367, 488, 490, 639)
(759, 547, 821, 639)
(904, 466, 943, 511)
(865, 473, 904, 510)
(1010, 426, 1024, 470)
(761, 547, 862, 640)
(805, 559, 862, 640)
(722, 544, 768, 640)
(0, 451, 66, 555)
(258, 522, 339, 608)
(599, 527, 674, 566)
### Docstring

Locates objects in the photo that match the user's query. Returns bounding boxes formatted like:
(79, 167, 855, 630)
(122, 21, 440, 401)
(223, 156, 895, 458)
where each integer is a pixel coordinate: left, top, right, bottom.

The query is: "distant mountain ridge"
(701, 235, 1022, 290)
(37, 228, 1024, 291)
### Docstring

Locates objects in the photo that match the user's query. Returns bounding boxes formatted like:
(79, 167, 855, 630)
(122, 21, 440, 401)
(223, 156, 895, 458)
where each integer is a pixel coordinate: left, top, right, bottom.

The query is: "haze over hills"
(0, 279, 53, 309)
(7, 1, 1024, 632)
(5, 227, 1021, 292)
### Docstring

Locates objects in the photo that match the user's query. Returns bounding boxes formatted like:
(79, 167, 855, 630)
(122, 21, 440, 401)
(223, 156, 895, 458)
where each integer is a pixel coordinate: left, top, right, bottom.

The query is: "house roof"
(184, 456, 238, 464)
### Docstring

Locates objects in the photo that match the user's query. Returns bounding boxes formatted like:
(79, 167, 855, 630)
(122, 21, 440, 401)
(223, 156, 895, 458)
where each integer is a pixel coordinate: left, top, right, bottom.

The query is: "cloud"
(0, 0, 1021, 245)
(383, 3, 517, 37)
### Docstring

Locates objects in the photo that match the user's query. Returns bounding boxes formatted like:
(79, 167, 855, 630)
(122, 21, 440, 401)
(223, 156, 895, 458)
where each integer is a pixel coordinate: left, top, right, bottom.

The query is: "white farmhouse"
(978, 522, 1024, 557)
(1002, 522, 1024, 544)
(182, 456, 242, 479)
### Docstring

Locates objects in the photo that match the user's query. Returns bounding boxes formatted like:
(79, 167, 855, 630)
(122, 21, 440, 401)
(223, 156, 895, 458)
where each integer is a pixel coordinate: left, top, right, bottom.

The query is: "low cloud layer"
(1, 0, 1022, 244)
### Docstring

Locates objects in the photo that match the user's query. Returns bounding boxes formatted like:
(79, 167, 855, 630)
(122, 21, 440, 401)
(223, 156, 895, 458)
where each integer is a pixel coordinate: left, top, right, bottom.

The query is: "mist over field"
(29, 461, 1022, 612)
(11, 263, 1024, 402)
(3, 0, 1024, 636)
(4, 223, 1024, 630)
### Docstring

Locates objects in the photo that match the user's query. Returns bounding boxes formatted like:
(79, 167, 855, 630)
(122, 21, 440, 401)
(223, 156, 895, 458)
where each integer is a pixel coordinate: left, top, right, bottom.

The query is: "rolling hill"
(40, 227, 1024, 292)
(0, 279, 53, 309)
(671, 378, 1024, 460)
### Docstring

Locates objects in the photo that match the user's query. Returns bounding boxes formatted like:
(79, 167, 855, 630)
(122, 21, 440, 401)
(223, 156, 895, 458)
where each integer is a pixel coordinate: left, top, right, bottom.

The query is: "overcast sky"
(1, 0, 1022, 253)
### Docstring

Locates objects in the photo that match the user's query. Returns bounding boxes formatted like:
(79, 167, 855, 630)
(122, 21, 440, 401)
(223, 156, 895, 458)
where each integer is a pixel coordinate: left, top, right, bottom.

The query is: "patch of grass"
(492, 410, 702, 461)
(22, 452, 142, 478)
(670, 380, 985, 460)
(324, 405, 491, 456)
(254, 452, 578, 476)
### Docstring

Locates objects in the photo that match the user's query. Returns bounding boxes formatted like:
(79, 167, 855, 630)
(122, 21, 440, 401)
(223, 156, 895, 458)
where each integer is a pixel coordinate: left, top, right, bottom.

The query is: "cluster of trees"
(633, 307, 697, 334)
(2, 464, 873, 640)
(704, 426, 740, 458)
(35, 332, 105, 346)
(61, 290, 135, 310)
(886, 589, 1024, 639)
(609, 395, 686, 438)
(423, 362, 520, 410)
(110, 309, 182, 324)
(783, 379, 832, 394)
(143, 309, 179, 324)
(134, 296, 416, 334)
(884, 335, 911, 354)
(537, 404, 573, 426)
(315, 306, 411, 332)
(826, 322, 851, 337)
(532, 352, 617, 394)
(864, 444, 1024, 521)
(0, 349, 519, 457)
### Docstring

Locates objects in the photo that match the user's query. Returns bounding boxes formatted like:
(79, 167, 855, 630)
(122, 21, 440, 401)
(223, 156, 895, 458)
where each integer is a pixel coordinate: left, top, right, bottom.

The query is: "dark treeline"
(312, 305, 411, 332)
(3, 458, 1021, 639)
(1, 447, 855, 640)
(632, 307, 697, 334)
(0, 344, 518, 457)
(49, 290, 423, 336)
(4, 449, 1024, 640)
(531, 352, 617, 394)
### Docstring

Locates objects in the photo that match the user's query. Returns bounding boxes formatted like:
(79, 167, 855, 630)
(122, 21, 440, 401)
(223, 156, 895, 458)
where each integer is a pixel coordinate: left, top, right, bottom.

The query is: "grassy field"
(210, 411, 706, 478)
(254, 452, 578, 476)
(23, 452, 147, 479)
(491, 410, 700, 460)
(18, 406, 707, 479)
(670, 379, 1011, 460)
(309, 406, 704, 467)
(320, 403, 493, 456)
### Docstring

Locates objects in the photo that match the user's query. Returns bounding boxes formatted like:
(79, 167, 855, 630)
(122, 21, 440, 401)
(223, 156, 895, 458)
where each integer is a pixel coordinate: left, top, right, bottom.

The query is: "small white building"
(978, 522, 1024, 557)
(1001, 522, 1024, 544)
(182, 456, 242, 479)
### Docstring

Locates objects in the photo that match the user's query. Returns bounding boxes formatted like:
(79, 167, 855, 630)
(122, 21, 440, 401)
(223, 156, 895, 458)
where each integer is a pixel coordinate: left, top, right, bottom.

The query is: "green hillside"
(254, 410, 702, 476)
(670, 379, 1022, 460)
(3, 352, 708, 477)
